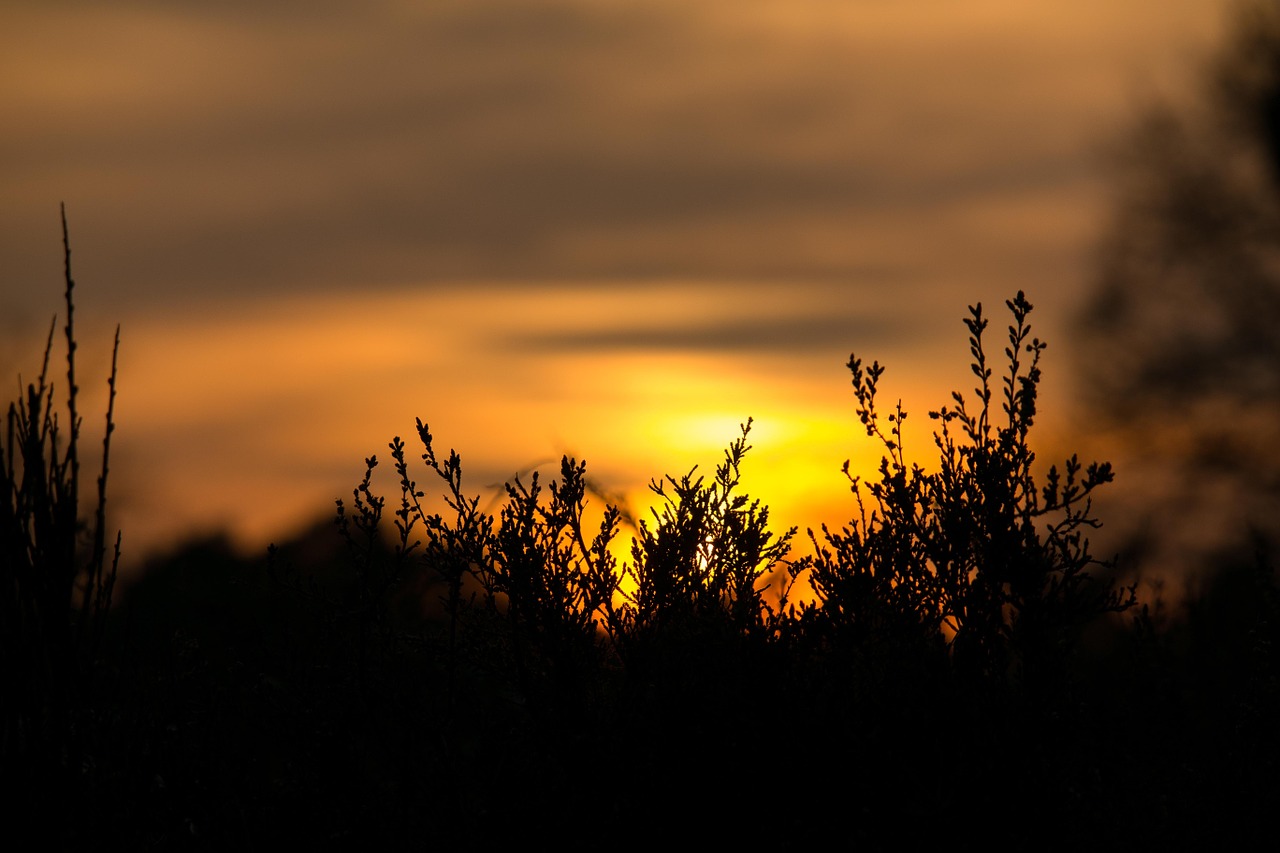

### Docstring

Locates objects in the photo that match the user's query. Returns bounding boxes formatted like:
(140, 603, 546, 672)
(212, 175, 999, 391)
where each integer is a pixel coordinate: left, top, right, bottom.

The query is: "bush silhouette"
(806, 292, 1135, 690)
(1, 208, 120, 790)
(308, 289, 1161, 847)
(338, 292, 1134, 703)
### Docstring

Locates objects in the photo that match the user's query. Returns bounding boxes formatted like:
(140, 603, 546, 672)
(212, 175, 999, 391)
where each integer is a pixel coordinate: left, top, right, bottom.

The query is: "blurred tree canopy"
(1083, 0, 1280, 418)
(1078, 0, 1280, 563)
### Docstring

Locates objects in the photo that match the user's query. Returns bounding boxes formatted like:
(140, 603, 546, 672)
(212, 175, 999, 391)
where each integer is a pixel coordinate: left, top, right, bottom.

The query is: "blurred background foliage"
(1077, 0, 1280, 579)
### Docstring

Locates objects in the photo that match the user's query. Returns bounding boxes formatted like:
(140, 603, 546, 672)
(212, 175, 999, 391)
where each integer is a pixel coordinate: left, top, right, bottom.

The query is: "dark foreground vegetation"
(4, 225, 1279, 849)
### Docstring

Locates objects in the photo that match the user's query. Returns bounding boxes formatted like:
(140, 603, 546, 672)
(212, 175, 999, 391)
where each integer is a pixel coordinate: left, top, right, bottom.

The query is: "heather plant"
(321, 412, 806, 841)
(603, 419, 803, 684)
(807, 292, 1135, 688)
(1, 208, 121, 786)
(333, 412, 803, 715)
(254, 286, 1205, 848)
(470, 444, 619, 720)
(330, 450, 412, 687)
(333, 293, 1135, 710)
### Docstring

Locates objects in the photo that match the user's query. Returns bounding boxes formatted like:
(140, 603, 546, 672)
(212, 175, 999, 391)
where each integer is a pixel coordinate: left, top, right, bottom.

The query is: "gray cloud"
(501, 311, 908, 355)
(3, 0, 1178, 320)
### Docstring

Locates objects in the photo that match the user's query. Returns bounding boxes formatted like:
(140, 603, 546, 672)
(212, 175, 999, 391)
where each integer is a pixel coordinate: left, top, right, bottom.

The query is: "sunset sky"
(0, 1, 1232, 566)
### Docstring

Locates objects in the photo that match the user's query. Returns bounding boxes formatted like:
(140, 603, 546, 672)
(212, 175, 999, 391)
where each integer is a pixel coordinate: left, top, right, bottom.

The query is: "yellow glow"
(97, 280, 959, 565)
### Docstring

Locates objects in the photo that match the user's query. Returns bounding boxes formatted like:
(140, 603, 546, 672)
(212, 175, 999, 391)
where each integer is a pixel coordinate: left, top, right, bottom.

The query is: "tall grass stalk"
(1, 205, 121, 771)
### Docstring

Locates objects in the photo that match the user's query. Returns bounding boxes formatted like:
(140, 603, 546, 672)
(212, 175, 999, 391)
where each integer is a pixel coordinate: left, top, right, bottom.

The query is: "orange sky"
(0, 1, 1232, 567)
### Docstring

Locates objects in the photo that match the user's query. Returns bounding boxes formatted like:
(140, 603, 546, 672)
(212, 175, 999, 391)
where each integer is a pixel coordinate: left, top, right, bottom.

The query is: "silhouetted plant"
(606, 420, 802, 668)
(472, 454, 615, 723)
(332, 450, 410, 687)
(405, 419, 498, 716)
(334, 413, 806, 713)
(279, 287, 1208, 848)
(1, 206, 121, 782)
(808, 292, 1135, 686)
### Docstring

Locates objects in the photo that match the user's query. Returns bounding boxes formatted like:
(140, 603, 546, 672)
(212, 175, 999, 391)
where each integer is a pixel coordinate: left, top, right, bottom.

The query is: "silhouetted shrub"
(805, 292, 1135, 692)
(1, 208, 120, 796)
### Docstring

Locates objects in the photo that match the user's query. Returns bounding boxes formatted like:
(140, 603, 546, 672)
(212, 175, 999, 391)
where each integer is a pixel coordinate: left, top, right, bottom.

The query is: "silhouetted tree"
(1084, 2, 1280, 410)
(1078, 0, 1280, 557)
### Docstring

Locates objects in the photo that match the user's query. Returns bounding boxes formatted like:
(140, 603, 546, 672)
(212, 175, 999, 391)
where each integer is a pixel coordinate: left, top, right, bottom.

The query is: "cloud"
(503, 310, 906, 355)
(4, 0, 1223, 318)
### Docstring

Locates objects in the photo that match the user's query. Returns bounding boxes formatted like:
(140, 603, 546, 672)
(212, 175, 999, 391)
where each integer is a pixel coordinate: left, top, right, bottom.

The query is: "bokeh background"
(1, 1, 1254, 582)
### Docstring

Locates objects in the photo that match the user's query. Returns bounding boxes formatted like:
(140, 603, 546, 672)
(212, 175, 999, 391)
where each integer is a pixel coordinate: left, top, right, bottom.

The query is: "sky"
(0, 1, 1234, 567)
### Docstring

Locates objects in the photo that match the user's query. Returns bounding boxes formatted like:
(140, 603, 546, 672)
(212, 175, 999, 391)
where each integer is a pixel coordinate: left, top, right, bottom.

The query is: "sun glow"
(100, 279, 944, 565)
